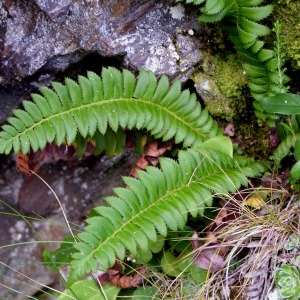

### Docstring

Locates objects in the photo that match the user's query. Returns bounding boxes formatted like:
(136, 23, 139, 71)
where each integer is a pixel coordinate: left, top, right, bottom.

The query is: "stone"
(0, 150, 139, 298)
(0, 214, 68, 300)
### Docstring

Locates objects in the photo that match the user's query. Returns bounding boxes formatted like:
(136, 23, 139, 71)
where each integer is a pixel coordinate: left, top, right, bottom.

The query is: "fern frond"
(227, 9, 285, 125)
(272, 132, 300, 166)
(198, 1, 235, 23)
(68, 140, 265, 284)
(194, 0, 291, 125)
(0, 68, 222, 155)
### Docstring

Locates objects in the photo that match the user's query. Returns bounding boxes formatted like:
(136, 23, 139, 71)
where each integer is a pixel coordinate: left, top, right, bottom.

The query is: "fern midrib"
(3, 97, 209, 152)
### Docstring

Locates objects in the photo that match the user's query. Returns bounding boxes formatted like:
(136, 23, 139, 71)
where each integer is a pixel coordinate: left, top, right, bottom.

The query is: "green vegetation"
(0, 68, 221, 155)
(178, 0, 289, 125)
(0, 67, 265, 292)
(0, 0, 299, 298)
(193, 53, 248, 120)
(276, 264, 300, 299)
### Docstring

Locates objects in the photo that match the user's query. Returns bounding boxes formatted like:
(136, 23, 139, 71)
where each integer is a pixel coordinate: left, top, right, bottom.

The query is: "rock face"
(0, 0, 203, 122)
(0, 150, 139, 299)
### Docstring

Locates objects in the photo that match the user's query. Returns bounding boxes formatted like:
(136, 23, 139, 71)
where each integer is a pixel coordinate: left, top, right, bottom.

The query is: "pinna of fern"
(67, 137, 265, 285)
(0, 67, 222, 156)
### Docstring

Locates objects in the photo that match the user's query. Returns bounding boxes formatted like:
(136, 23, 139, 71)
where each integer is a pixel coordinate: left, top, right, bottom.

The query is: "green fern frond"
(268, 20, 290, 94)
(0, 68, 222, 155)
(272, 132, 300, 166)
(192, 0, 292, 125)
(68, 140, 265, 284)
(74, 128, 126, 157)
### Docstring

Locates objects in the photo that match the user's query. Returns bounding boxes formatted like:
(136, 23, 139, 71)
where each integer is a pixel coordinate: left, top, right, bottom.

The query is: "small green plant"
(285, 233, 300, 251)
(276, 264, 300, 299)
(261, 93, 300, 183)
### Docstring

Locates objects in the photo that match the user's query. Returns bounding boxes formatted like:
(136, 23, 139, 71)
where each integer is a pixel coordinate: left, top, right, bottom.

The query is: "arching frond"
(0, 68, 222, 155)
(67, 140, 265, 284)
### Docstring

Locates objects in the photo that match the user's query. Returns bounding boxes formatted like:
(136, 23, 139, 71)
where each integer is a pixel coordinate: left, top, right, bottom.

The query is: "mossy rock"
(193, 52, 248, 121)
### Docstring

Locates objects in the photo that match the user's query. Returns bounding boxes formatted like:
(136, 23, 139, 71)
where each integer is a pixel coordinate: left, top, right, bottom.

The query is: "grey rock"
(33, 0, 72, 23)
(0, 0, 204, 122)
(0, 150, 139, 298)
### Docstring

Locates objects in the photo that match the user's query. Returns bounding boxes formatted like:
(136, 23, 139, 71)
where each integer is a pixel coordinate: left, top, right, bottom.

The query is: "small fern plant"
(0, 67, 265, 287)
(177, 0, 290, 125)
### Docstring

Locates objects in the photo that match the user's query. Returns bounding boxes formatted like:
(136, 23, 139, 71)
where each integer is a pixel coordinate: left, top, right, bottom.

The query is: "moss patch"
(235, 123, 272, 160)
(193, 52, 248, 121)
(274, 2, 300, 69)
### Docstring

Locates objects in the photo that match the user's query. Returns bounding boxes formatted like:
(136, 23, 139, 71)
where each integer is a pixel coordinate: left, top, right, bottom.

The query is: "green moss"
(216, 55, 248, 98)
(192, 51, 271, 160)
(193, 52, 248, 121)
(235, 122, 272, 160)
(274, 2, 300, 69)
